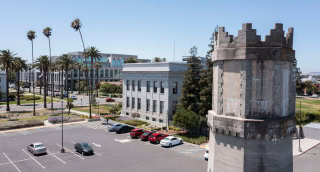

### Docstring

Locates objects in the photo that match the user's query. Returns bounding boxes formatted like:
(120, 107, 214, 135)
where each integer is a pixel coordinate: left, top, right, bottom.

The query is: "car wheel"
(156, 140, 159, 144)
(169, 143, 172, 147)
(82, 151, 84, 155)
(180, 140, 183, 144)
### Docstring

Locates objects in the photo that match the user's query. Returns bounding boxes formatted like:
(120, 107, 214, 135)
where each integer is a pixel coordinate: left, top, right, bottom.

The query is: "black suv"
(115, 125, 135, 134)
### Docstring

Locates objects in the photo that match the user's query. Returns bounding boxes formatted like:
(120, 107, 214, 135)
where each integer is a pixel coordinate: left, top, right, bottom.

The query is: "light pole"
(61, 100, 65, 153)
(98, 100, 99, 116)
(298, 101, 302, 152)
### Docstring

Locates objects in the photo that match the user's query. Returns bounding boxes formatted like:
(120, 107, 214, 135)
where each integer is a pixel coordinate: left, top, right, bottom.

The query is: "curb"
(296, 142, 320, 156)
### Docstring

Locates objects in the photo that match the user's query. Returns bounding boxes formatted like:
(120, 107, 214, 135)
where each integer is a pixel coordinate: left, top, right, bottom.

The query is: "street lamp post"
(61, 100, 65, 153)
(298, 101, 302, 152)
(98, 100, 99, 116)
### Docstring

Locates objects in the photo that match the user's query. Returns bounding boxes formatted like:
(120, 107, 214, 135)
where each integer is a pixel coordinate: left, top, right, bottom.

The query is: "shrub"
(48, 116, 69, 124)
(174, 133, 208, 145)
(124, 120, 149, 126)
(169, 126, 183, 131)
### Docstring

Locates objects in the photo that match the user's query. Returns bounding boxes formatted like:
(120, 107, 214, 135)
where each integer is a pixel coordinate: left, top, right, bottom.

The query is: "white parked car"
(204, 148, 209, 160)
(71, 95, 77, 100)
(160, 136, 183, 147)
(27, 142, 47, 155)
(311, 94, 319, 98)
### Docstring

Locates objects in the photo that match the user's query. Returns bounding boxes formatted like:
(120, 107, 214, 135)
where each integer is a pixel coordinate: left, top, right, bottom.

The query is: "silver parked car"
(27, 142, 47, 155)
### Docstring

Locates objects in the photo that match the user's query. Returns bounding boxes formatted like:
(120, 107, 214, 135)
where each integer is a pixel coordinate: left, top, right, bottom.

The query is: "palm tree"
(84, 47, 101, 119)
(12, 57, 27, 105)
(35, 55, 50, 108)
(73, 61, 82, 95)
(152, 57, 166, 62)
(94, 62, 102, 97)
(71, 18, 89, 96)
(27, 63, 32, 93)
(27, 30, 36, 116)
(43, 27, 54, 110)
(58, 54, 75, 99)
(0, 50, 16, 111)
(81, 64, 89, 95)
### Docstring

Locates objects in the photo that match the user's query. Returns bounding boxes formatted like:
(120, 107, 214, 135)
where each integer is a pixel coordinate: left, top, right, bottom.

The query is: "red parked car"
(106, 98, 115, 102)
(140, 131, 155, 141)
(148, 133, 169, 144)
(130, 129, 145, 139)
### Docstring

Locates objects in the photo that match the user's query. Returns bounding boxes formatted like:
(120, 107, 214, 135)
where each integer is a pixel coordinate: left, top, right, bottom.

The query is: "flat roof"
(123, 62, 187, 72)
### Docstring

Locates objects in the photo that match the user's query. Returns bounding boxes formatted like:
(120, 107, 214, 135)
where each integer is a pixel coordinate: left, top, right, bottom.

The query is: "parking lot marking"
(56, 144, 85, 160)
(22, 149, 45, 169)
(46, 150, 66, 164)
(115, 139, 132, 143)
(92, 143, 101, 147)
(3, 152, 22, 172)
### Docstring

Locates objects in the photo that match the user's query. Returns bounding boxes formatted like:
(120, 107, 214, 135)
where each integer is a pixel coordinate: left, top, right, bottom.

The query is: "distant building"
(0, 71, 6, 95)
(301, 76, 317, 83)
(121, 62, 187, 127)
(182, 56, 207, 68)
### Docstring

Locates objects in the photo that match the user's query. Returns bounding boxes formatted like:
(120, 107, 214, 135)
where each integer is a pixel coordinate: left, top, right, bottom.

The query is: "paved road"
(0, 121, 208, 172)
(0, 94, 121, 112)
(294, 144, 320, 172)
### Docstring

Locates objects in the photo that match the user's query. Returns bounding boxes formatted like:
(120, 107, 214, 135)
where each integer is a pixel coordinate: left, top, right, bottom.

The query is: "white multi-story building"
(121, 62, 187, 127)
(0, 71, 6, 95)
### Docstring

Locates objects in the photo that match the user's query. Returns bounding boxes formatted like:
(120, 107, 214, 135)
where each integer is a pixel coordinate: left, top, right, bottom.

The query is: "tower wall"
(207, 23, 296, 172)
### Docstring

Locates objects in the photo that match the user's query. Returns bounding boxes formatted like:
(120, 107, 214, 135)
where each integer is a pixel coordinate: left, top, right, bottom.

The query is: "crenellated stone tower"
(207, 23, 296, 172)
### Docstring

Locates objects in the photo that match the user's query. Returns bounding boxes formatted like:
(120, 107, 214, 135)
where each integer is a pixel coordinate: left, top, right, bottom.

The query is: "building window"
(126, 97, 130, 108)
(138, 80, 141, 91)
(153, 100, 157, 112)
(80, 71, 83, 77)
(105, 69, 109, 77)
(153, 81, 157, 93)
(126, 112, 129, 116)
(132, 98, 135, 109)
(126, 80, 130, 90)
(159, 119, 163, 123)
(147, 81, 150, 92)
(172, 101, 178, 115)
(152, 118, 156, 122)
(160, 82, 164, 93)
(146, 116, 149, 120)
(138, 98, 141, 110)
(132, 80, 135, 91)
(160, 101, 164, 114)
(146, 99, 150, 111)
(100, 69, 104, 77)
(95, 69, 98, 77)
(173, 82, 178, 94)
(115, 69, 118, 77)
(110, 70, 114, 77)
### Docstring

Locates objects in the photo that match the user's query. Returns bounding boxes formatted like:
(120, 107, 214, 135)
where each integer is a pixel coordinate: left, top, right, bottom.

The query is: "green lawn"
(296, 97, 320, 115)
(72, 105, 112, 115)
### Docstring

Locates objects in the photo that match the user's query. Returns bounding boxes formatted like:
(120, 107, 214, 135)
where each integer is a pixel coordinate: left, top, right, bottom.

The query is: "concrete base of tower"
(207, 132, 293, 172)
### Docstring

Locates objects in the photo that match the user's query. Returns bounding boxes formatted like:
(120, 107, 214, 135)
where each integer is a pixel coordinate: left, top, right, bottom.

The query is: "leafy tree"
(132, 112, 140, 120)
(124, 58, 138, 63)
(296, 68, 305, 95)
(35, 55, 50, 108)
(109, 103, 122, 116)
(152, 57, 166, 62)
(305, 81, 313, 95)
(180, 46, 202, 113)
(66, 98, 74, 116)
(0, 50, 16, 111)
(100, 83, 122, 94)
(173, 106, 200, 136)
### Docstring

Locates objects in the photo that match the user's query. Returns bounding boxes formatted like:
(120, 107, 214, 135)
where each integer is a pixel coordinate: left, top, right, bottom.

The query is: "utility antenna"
(173, 40, 175, 62)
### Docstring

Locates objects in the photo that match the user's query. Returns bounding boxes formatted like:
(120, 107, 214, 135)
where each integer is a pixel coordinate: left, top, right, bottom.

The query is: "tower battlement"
(215, 23, 294, 49)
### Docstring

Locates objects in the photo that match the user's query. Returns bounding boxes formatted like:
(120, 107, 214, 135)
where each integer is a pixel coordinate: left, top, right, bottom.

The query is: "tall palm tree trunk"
(89, 59, 93, 119)
(43, 70, 47, 108)
(40, 69, 42, 95)
(49, 37, 54, 110)
(17, 70, 21, 105)
(61, 69, 64, 99)
(31, 41, 35, 116)
(71, 70, 74, 94)
(6, 66, 10, 111)
(28, 68, 31, 93)
(78, 66, 81, 95)
(66, 68, 69, 98)
(96, 67, 99, 97)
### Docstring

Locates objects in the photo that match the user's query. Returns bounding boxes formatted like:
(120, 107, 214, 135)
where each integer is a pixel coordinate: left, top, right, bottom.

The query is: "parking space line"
(3, 152, 22, 172)
(22, 149, 45, 169)
(94, 152, 102, 156)
(47, 150, 66, 164)
(56, 144, 84, 160)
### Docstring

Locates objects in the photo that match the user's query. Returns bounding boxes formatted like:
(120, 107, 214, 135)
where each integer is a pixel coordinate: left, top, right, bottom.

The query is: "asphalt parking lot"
(0, 122, 207, 172)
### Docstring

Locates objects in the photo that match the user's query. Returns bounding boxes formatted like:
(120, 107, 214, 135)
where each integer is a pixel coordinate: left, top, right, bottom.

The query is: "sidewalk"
(292, 138, 320, 156)
(70, 109, 98, 117)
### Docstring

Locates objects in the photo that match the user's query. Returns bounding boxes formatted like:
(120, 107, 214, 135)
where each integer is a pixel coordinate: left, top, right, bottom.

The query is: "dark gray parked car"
(108, 124, 123, 132)
(75, 142, 94, 155)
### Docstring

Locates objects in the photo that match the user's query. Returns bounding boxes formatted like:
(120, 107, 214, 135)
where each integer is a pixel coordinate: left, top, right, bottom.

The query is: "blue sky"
(0, 0, 319, 73)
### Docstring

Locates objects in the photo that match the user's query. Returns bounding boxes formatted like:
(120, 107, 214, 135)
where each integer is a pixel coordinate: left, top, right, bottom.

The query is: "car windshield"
(35, 144, 44, 148)
(162, 138, 170, 141)
(142, 132, 149, 136)
(82, 143, 90, 148)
